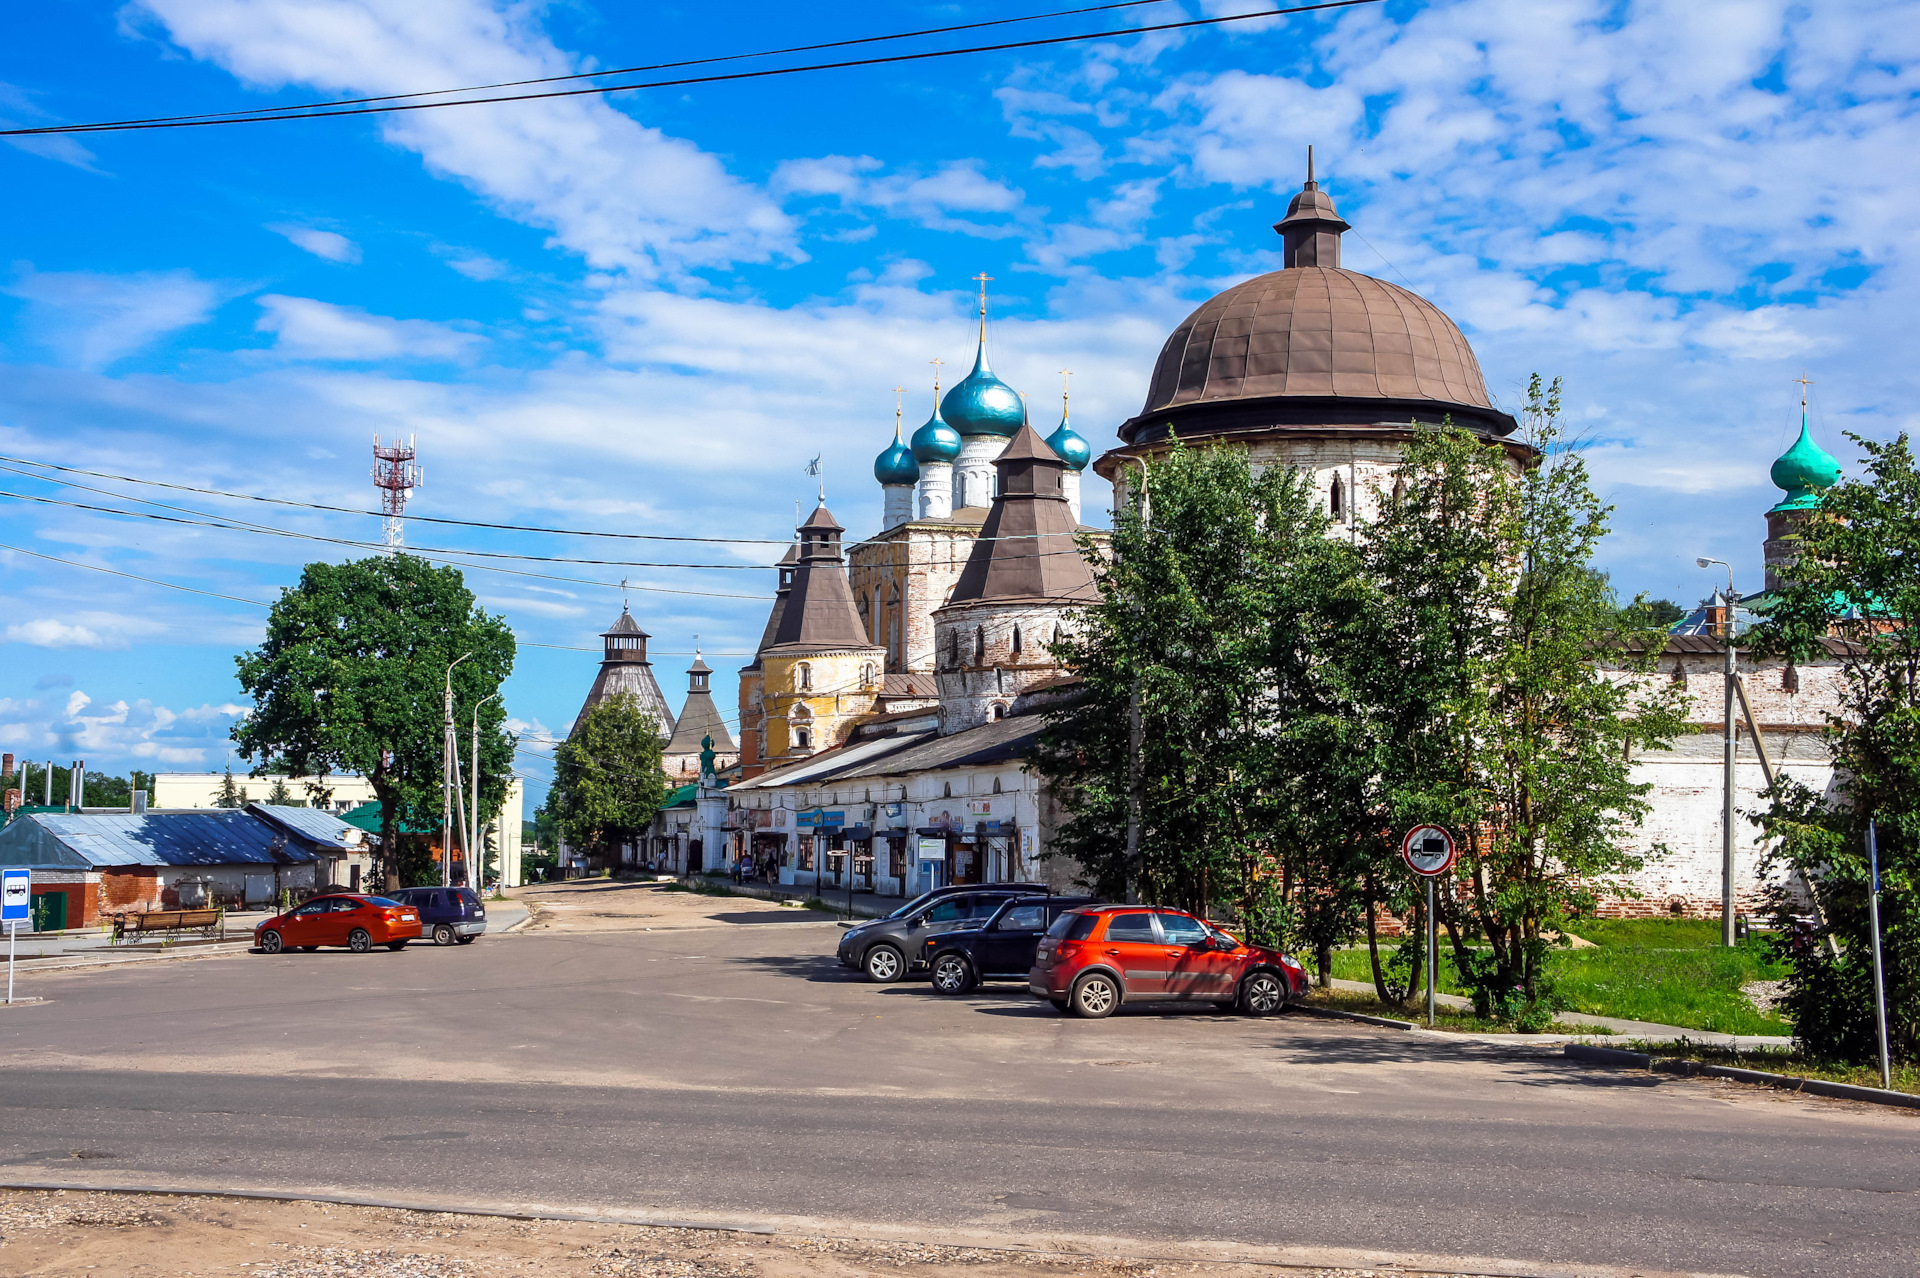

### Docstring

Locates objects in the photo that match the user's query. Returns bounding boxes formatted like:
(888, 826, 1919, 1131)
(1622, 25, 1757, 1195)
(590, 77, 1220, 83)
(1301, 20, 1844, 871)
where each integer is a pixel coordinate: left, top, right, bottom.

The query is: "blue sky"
(1, 0, 1915, 800)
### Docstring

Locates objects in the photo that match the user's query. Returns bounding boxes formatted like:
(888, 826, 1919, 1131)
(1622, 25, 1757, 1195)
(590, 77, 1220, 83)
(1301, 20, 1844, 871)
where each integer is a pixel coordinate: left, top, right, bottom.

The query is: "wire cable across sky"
(0, 1, 1381, 137)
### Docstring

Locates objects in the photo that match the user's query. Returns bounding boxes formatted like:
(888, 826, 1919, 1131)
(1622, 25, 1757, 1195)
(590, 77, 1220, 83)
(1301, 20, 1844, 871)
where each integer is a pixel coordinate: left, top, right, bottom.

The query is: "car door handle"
(1104, 948, 1121, 955)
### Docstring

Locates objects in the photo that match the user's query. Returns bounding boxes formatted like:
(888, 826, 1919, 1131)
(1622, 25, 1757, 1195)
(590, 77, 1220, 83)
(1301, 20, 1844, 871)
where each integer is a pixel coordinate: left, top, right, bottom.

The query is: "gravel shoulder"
(0, 1189, 1501, 1278)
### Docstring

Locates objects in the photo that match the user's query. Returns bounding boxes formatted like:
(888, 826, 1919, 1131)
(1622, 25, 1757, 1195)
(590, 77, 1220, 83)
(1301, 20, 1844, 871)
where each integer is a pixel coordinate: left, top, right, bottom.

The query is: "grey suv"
(836, 884, 1050, 983)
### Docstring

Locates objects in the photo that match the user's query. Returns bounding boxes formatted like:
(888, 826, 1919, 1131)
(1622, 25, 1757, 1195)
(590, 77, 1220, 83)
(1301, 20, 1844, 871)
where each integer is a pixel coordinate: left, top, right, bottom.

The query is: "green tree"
(1030, 440, 1370, 968)
(233, 555, 515, 889)
(547, 692, 667, 867)
(1360, 381, 1685, 1026)
(1752, 433, 1920, 1063)
(266, 777, 297, 805)
(215, 765, 248, 809)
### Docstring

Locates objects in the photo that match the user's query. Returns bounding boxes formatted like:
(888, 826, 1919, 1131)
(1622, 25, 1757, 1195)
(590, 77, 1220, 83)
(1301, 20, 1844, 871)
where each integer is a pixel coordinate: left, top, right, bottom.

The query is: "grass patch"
(1628, 1040, 1920, 1097)
(1329, 919, 1793, 1036)
(1303, 988, 1540, 1034)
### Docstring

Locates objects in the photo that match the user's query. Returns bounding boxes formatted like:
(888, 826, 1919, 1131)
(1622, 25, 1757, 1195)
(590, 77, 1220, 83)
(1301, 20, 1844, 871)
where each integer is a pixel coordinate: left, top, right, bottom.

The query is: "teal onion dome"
(1770, 418, 1841, 512)
(910, 404, 962, 463)
(1046, 415, 1091, 471)
(940, 342, 1024, 438)
(874, 435, 919, 485)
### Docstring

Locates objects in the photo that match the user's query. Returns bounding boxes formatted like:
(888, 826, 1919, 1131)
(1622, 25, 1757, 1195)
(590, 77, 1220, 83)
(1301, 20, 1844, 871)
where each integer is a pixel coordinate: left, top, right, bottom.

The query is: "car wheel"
(1239, 970, 1287, 1016)
(930, 953, 975, 995)
(385, 941, 408, 951)
(863, 944, 906, 984)
(455, 934, 476, 945)
(257, 929, 284, 955)
(433, 923, 457, 946)
(347, 928, 372, 954)
(1070, 972, 1120, 1019)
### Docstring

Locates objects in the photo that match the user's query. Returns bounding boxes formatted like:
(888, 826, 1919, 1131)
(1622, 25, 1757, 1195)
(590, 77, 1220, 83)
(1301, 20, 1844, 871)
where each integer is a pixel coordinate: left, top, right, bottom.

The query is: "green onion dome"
(940, 340, 1024, 438)
(874, 434, 919, 485)
(1770, 416, 1841, 512)
(1045, 414, 1090, 472)
(910, 402, 962, 463)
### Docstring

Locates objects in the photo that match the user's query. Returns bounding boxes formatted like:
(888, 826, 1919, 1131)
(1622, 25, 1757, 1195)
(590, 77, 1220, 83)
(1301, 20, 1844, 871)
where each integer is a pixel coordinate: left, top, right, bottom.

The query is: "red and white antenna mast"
(371, 435, 421, 552)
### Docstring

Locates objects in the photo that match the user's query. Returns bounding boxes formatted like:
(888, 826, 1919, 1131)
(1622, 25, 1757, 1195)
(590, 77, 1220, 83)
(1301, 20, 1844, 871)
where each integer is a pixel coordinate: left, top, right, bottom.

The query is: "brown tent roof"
(946, 426, 1097, 607)
(766, 504, 880, 653)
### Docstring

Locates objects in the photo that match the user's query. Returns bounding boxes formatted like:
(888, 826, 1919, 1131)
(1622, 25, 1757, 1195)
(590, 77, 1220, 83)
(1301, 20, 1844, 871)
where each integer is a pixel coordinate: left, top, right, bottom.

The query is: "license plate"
(401, 914, 415, 921)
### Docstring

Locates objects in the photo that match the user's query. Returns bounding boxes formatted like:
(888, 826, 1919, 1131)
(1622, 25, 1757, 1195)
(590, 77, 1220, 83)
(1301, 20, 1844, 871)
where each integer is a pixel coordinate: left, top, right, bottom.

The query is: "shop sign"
(916, 836, 947, 862)
(966, 800, 992, 816)
(885, 803, 903, 818)
(796, 810, 821, 828)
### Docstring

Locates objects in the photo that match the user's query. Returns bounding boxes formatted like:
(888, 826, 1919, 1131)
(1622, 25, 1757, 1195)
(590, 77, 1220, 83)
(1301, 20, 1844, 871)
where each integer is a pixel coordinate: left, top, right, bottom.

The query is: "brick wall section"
(849, 518, 984, 674)
(933, 599, 1084, 735)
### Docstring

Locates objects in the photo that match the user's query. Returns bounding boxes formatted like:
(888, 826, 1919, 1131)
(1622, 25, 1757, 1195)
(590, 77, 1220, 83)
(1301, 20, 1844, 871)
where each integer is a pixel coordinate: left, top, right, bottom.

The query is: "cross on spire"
(1795, 371, 1815, 410)
(929, 357, 945, 399)
(620, 577, 629, 611)
(893, 386, 905, 439)
(1059, 368, 1072, 423)
(972, 272, 993, 342)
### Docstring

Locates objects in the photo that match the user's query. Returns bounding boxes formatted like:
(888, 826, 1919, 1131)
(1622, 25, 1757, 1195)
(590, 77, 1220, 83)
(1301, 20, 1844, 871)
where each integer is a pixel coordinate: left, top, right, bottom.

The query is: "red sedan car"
(255, 894, 421, 954)
(1028, 905, 1307, 1018)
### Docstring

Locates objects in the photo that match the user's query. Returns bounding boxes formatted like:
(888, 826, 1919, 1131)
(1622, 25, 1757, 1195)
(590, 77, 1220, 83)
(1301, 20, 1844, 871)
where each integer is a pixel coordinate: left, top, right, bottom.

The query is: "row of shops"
(736, 808, 1032, 896)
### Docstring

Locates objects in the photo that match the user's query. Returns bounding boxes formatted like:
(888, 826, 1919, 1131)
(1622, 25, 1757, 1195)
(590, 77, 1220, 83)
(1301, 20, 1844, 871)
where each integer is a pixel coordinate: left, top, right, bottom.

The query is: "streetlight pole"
(473, 692, 502, 893)
(442, 653, 472, 889)
(1697, 557, 1738, 947)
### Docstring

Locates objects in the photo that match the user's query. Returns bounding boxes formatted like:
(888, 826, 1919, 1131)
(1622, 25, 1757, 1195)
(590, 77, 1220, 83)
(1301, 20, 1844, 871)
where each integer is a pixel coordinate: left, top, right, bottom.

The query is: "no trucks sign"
(1401, 826, 1457, 878)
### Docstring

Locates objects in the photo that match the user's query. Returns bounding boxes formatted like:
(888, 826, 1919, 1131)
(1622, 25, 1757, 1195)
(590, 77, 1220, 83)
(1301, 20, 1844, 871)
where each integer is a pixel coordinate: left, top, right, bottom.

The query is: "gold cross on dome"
(972, 272, 993, 315)
(929, 357, 945, 396)
(893, 387, 905, 436)
(1794, 371, 1815, 408)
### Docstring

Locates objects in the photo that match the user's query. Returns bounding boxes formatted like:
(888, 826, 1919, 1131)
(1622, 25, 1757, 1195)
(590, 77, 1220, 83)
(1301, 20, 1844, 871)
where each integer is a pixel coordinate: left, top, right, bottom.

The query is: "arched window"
(974, 626, 986, 666)
(1392, 477, 1406, 506)
(795, 727, 812, 750)
(942, 780, 952, 799)
(992, 776, 1003, 793)
(1011, 625, 1022, 656)
(1329, 473, 1344, 521)
(796, 662, 812, 690)
(1053, 624, 1063, 646)
(992, 704, 1007, 721)
(861, 661, 876, 686)
(948, 630, 961, 669)
(1783, 664, 1800, 693)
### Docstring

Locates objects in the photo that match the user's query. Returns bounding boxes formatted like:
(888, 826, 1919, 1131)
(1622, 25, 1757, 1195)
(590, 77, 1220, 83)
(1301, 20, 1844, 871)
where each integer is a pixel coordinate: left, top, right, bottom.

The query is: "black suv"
(923, 895, 1096, 994)
(836, 884, 1051, 983)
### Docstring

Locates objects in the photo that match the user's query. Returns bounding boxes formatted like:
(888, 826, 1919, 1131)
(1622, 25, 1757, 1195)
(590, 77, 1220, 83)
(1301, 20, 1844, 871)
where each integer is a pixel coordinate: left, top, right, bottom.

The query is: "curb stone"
(1294, 1003, 1419, 1030)
(1564, 1043, 1920, 1111)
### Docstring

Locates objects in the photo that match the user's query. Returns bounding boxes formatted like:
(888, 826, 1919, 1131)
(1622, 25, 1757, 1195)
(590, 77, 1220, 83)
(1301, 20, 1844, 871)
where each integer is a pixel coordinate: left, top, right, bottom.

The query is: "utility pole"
(1697, 556, 1739, 946)
(473, 692, 502, 891)
(443, 653, 472, 889)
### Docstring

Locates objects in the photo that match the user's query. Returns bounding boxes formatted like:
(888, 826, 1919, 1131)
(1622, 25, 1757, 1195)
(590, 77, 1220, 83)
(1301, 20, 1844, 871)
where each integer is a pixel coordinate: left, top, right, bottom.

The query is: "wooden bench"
(112, 909, 224, 941)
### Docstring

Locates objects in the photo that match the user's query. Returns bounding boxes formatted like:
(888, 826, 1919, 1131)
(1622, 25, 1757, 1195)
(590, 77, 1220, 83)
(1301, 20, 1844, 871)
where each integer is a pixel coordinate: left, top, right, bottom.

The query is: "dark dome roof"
(1119, 171, 1515, 444)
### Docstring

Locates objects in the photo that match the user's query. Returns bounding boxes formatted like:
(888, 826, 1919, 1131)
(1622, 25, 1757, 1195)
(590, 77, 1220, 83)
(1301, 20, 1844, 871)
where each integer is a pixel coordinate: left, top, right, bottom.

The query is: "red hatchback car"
(1028, 905, 1307, 1018)
(255, 894, 422, 954)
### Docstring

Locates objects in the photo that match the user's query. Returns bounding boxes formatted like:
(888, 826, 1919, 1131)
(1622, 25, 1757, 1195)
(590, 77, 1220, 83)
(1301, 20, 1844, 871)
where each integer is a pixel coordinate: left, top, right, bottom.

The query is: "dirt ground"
(0, 1190, 1438, 1278)
(505, 879, 830, 934)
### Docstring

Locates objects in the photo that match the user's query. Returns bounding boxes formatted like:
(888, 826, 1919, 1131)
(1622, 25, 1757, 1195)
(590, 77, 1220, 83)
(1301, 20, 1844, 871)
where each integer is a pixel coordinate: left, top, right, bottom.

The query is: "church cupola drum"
(1095, 153, 1531, 522)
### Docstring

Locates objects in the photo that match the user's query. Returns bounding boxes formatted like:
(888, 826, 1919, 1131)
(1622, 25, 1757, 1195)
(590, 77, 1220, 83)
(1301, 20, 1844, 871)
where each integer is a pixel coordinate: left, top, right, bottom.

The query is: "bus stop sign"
(1401, 826, 1456, 877)
(1, 869, 27, 925)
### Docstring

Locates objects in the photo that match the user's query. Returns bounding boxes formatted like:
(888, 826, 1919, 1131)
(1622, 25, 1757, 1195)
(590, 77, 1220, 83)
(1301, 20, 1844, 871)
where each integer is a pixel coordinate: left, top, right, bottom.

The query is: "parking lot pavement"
(0, 915, 1913, 1278)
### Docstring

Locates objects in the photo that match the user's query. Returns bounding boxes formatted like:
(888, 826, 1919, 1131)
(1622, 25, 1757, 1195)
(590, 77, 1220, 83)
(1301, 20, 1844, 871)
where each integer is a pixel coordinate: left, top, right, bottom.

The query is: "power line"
(0, 454, 790, 546)
(1, 2, 1381, 137)
(11, 1, 1174, 133)
(0, 453, 1112, 551)
(0, 540, 270, 606)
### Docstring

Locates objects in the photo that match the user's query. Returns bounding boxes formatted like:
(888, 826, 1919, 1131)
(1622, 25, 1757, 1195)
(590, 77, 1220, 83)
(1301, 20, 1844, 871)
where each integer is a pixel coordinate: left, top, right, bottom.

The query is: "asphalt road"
(0, 898, 1914, 1278)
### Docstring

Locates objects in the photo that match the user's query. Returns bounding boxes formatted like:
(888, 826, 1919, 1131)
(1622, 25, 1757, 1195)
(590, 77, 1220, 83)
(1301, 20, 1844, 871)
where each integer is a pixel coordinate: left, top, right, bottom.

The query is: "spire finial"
(972, 272, 993, 344)
(1795, 370, 1814, 415)
(929, 357, 945, 400)
(1307, 143, 1315, 187)
(1059, 368, 1072, 424)
(893, 387, 905, 440)
(620, 577, 629, 612)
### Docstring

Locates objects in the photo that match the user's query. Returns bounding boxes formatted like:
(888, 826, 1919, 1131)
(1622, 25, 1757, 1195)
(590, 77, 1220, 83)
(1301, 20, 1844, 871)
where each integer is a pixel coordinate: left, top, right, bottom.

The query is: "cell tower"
(371, 435, 421, 552)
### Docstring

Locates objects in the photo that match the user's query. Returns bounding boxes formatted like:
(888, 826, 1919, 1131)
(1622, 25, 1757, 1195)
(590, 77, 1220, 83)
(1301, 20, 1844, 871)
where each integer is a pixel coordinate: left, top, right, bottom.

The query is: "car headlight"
(1279, 955, 1303, 970)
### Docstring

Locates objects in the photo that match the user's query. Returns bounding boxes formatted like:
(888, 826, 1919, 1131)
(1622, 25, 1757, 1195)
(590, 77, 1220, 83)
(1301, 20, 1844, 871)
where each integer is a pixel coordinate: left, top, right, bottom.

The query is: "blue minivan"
(389, 886, 487, 946)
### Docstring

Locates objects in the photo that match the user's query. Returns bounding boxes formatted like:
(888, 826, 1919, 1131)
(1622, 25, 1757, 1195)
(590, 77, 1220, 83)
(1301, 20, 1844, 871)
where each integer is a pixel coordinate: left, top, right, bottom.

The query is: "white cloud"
(773, 156, 1028, 238)
(270, 223, 362, 263)
(255, 294, 482, 361)
(4, 268, 221, 369)
(133, 0, 796, 279)
(7, 621, 113, 650)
